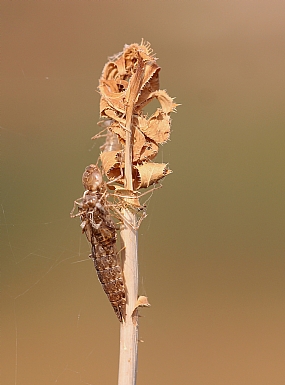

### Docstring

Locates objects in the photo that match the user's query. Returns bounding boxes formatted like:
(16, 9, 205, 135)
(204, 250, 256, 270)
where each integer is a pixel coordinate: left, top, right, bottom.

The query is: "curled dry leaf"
(135, 163, 172, 189)
(99, 42, 159, 120)
(100, 150, 171, 190)
(132, 296, 151, 323)
(100, 150, 123, 180)
(134, 296, 151, 309)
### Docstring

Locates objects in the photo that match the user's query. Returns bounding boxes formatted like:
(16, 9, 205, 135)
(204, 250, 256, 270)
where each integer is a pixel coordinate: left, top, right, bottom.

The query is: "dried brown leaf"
(153, 89, 179, 114)
(136, 90, 178, 147)
(139, 139, 158, 162)
(100, 151, 122, 180)
(134, 163, 172, 189)
(138, 111, 171, 144)
(135, 63, 160, 110)
(131, 296, 151, 324)
(134, 296, 151, 309)
(109, 121, 126, 141)
(99, 42, 161, 119)
(109, 121, 157, 164)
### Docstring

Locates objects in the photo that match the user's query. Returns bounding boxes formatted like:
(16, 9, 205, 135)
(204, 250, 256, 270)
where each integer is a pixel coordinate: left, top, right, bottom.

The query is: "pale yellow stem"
(118, 53, 145, 385)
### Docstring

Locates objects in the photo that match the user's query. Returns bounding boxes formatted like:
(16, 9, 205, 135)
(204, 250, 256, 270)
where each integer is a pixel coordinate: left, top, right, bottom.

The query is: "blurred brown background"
(1, 1, 285, 384)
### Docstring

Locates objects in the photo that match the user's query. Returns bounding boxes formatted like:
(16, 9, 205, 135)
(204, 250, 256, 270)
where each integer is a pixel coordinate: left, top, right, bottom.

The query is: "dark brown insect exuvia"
(71, 164, 126, 322)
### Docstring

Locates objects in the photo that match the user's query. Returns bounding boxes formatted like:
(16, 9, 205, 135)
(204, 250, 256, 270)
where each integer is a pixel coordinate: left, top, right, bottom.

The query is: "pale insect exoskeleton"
(91, 119, 122, 153)
(71, 164, 126, 322)
(102, 128, 122, 153)
(71, 164, 162, 318)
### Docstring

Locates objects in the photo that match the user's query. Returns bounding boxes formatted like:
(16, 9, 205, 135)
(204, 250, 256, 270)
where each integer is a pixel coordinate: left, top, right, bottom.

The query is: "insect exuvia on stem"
(71, 164, 126, 322)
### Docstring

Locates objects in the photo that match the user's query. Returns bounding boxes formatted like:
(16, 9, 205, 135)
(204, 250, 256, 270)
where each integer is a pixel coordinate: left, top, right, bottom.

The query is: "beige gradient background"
(1, 1, 285, 384)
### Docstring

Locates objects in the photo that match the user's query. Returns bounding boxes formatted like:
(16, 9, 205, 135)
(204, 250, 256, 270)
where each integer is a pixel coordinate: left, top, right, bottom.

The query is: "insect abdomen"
(91, 244, 126, 322)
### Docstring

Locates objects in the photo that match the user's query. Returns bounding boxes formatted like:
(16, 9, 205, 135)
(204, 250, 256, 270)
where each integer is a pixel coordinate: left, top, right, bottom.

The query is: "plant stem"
(118, 138, 139, 385)
(117, 58, 143, 385)
(117, 53, 146, 385)
(118, 211, 138, 385)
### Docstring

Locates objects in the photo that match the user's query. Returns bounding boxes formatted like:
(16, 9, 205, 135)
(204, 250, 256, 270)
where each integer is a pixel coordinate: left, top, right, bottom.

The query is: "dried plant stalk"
(72, 40, 177, 385)
(98, 41, 177, 385)
(118, 211, 138, 385)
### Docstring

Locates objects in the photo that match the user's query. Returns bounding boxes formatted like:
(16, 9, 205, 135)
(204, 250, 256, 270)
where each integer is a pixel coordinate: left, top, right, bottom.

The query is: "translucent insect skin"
(73, 164, 126, 322)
